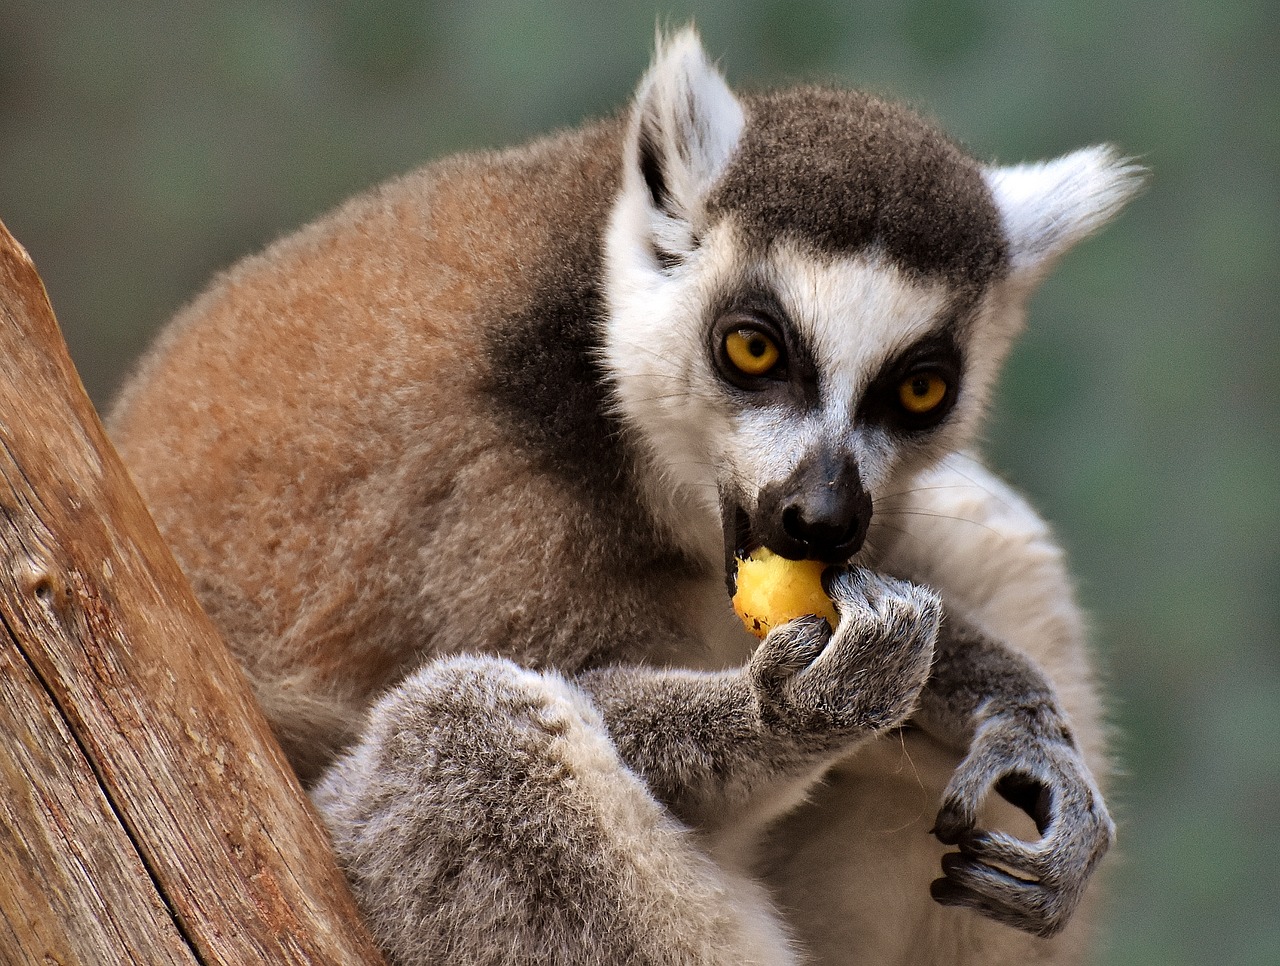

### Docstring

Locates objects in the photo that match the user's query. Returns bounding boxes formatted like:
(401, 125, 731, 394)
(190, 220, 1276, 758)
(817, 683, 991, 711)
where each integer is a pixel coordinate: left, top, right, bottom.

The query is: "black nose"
(756, 453, 871, 563)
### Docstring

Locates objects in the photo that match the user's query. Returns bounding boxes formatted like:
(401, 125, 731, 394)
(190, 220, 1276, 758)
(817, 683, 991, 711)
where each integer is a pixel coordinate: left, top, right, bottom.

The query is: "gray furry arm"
(913, 609, 1075, 753)
(577, 570, 940, 829)
(912, 608, 1115, 937)
(575, 665, 777, 824)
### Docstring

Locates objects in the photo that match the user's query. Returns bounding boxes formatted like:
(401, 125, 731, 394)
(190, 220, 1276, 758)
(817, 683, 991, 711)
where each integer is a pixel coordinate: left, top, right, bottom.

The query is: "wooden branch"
(0, 219, 385, 964)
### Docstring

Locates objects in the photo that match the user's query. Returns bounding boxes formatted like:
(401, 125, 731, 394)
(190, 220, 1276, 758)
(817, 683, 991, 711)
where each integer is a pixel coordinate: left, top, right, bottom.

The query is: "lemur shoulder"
(109, 29, 1142, 966)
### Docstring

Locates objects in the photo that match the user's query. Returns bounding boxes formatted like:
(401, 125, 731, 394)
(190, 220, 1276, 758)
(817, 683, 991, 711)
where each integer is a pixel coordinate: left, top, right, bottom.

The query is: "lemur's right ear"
(626, 28, 744, 259)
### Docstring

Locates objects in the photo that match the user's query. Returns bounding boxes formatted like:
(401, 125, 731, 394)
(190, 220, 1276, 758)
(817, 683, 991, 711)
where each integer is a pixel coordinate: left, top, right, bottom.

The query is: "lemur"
(108, 29, 1142, 966)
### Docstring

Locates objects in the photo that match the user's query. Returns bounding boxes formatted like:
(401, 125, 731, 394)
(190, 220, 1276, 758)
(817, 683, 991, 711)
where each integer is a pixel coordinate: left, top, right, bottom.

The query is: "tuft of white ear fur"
(627, 27, 744, 250)
(984, 146, 1146, 286)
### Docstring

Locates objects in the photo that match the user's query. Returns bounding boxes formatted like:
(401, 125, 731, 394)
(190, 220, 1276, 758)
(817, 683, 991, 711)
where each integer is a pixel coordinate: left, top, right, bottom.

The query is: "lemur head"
(602, 29, 1143, 578)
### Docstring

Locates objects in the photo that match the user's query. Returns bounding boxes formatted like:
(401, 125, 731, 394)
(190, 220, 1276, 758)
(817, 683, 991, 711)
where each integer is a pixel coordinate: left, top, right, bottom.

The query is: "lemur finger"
(824, 569, 938, 686)
(825, 568, 940, 625)
(822, 567, 877, 616)
(934, 852, 1064, 935)
(930, 873, 1062, 938)
(933, 758, 1012, 843)
(868, 576, 941, 632)
(929, 877, 1011, 927)
(950, 818, 1103, 936)
(933, 857, 1035, 899)
(824, 568, 924, 624)
(955, 830, 1050, 880)
(748, 614, 831, 692)
(931, 800, 977, 845)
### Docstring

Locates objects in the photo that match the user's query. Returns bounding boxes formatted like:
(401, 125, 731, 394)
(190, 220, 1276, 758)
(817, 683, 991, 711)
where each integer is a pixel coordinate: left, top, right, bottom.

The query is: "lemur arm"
(577, 570, 938, 836)
(909, 601, 1114, 937)
(871, 454, 1115, 937)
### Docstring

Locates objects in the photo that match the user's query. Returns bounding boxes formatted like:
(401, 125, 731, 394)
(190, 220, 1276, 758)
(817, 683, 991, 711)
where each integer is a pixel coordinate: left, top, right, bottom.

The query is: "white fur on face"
(717, 243, 1009, 510)
(720, 248, 953, 504)
(601, 28, 751, 567)
(602, 219, 1022, 568)
(600, 213, 741, 568)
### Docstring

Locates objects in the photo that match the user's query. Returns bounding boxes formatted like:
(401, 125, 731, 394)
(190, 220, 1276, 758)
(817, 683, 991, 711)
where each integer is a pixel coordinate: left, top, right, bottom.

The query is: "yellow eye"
(898, 372, 948, 414)
(724, 328, 781, 377)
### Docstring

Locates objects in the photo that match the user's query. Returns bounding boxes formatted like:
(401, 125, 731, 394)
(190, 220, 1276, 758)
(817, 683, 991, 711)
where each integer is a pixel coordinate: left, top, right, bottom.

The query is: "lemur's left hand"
(928, 709, 1115, 937)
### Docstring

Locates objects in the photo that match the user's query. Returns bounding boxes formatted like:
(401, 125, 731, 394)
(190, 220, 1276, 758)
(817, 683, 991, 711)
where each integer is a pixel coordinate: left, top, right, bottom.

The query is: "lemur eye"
(858, 335, 961, 433)
(897, 371, 949, 415)
(724, 328, 781, 377)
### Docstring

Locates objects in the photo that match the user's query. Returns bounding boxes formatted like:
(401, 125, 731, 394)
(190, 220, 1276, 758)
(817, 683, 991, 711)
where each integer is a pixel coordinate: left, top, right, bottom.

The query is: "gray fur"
(313, 657, 792, 965)
(316, 573, 938, 965)
(580, 571, 939, 827)
(710, 87, 1009, 289)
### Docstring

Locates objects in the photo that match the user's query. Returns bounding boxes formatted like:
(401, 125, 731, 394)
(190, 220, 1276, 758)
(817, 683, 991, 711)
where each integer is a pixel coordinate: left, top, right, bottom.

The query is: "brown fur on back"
(109, 118, 699, 778)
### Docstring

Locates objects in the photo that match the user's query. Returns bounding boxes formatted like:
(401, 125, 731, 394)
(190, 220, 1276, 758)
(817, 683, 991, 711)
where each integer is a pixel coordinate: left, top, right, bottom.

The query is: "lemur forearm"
(913, 607, 1075, 753)
(575, 665, 806, 825)
(577, 573, 938, 829)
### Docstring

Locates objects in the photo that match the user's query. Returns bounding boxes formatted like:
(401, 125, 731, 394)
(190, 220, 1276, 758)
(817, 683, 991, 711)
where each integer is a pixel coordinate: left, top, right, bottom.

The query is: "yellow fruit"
(731, 547, 838, 639)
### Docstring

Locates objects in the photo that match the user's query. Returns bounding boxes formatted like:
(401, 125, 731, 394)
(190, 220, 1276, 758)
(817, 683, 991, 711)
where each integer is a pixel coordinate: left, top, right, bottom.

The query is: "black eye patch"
(705, 285, 820, 407)
(857, 333, 964, 434)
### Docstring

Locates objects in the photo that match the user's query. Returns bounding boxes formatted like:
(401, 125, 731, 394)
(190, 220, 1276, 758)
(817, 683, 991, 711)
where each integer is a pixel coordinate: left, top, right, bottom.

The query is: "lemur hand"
(929, 707, 1115, 937)
(749, 569, 939, 744)
(575, 571, 935, 830)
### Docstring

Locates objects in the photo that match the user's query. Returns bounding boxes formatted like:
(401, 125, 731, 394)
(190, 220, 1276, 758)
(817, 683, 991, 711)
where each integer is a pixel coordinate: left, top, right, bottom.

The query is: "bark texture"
(0, 218, 384, 965)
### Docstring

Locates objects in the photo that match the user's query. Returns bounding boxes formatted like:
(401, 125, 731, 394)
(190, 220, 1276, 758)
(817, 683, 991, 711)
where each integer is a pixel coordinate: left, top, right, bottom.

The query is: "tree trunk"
(0, 218, 385, 964)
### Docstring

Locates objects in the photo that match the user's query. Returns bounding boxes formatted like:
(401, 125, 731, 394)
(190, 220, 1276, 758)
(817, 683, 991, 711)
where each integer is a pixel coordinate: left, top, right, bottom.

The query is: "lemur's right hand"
(577, 570, 937, 828)
(748, 569, 939, 744)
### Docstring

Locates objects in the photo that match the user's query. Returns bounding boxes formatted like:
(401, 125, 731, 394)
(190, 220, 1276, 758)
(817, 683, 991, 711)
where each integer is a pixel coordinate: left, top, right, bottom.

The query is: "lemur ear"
(628, 28, 744, 232)
(985, 146, 1146, 288)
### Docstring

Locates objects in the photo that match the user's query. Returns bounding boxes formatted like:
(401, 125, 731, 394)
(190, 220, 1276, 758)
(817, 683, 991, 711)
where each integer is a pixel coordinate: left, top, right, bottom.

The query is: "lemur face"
(603, 30, 1143, 576)
(700, 241, 985, 571)
(606, 219, 1006, 579)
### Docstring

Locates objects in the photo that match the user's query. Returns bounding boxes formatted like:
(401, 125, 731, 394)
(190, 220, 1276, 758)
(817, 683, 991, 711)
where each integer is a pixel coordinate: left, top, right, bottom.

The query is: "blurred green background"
(0, 1, 1275, 962)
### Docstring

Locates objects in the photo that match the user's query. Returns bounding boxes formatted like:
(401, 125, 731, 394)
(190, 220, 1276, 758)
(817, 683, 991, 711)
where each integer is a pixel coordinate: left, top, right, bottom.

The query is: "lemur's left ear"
(985, 147, 1146, 288)
(626, 27, 744, 254)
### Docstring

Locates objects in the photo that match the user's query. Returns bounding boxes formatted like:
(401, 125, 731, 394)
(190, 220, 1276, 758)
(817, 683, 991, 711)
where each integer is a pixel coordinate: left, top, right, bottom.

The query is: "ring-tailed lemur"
(109, 29, 1142, 966)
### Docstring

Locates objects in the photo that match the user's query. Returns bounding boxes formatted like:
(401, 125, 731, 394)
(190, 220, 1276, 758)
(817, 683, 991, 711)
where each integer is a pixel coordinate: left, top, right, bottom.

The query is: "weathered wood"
(0, 219, 385, 964)
(0, 641, 198, 965)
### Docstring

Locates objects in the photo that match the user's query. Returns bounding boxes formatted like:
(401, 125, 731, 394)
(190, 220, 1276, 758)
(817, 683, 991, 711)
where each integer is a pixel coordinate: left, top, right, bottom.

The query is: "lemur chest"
(666, 573, 759, 672)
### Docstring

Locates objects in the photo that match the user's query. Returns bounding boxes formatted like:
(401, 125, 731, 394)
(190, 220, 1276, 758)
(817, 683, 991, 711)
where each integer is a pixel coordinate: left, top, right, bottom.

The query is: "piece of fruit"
(731, 547, 838, 639)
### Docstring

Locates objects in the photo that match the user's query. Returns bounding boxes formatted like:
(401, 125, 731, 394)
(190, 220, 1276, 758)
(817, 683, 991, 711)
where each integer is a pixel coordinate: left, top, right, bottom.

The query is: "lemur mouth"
(721, 503, 758, 598)
(721, 499, 865, 600)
